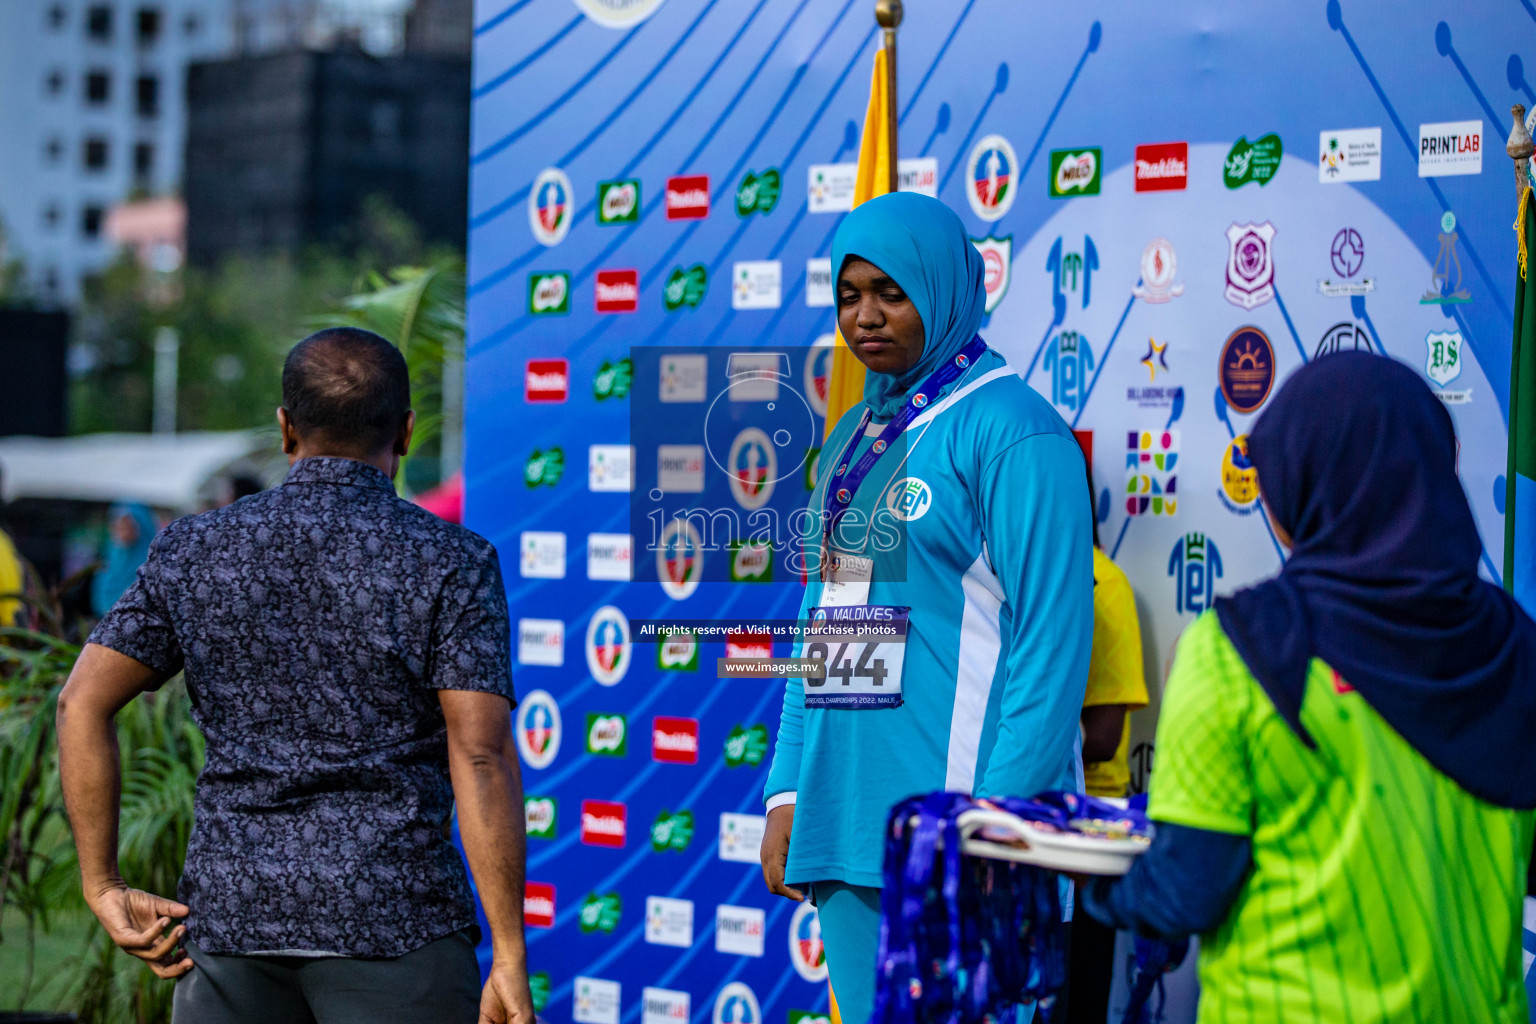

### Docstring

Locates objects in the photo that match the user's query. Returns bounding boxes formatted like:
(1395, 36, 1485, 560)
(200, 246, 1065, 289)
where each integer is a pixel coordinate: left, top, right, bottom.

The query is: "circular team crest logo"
(955, 353, 970, 368)
(1220, 434, 1260, 512)
(885, 477, 933, 522)
(572, 0, 668, 27)
(911, 393, 928, 408)
(788, 902, 828, 982)
(835, 488, 850, 504)
(515, 689, 562, 769)
(713, 982, 760, 1024)
(1218, 326, 1275, 414)
(727, 427, 777, 510)
(804, 335, 835, 418)
(528, 168, 574, 246)
(872, 439, 887, 454)
(657, 518, 703, 600)
(585, 605, 631, 685)
(966, 134, 1018, 222)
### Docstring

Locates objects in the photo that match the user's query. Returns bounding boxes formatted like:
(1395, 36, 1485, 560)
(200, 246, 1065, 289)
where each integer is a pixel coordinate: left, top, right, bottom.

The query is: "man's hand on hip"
(86, 882, 193, 979)
(479, 958, 537, 1024)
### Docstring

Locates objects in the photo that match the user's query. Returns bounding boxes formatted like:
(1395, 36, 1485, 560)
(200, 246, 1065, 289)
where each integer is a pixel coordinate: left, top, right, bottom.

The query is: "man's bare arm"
(440, 689, 535, 1024)
(57, 643, 192, 979)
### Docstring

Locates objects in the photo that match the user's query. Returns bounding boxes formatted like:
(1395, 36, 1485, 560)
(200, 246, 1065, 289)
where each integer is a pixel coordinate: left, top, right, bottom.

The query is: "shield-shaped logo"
(1224, 222, 1276, 310)
(1425, 330, 1463, 387)
(971, 235, 1013, 313)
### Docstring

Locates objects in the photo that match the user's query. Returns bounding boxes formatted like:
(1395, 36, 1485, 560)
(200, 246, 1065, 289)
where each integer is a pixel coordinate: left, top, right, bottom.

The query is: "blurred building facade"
(0, 0, 461, 303)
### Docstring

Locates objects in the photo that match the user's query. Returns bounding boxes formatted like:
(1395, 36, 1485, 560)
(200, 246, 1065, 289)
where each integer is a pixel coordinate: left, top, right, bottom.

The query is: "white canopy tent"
(0, 431, 283, 512)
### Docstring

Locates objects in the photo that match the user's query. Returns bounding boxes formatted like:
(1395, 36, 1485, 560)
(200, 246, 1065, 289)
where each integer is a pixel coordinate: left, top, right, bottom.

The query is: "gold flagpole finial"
(875, 0, 903, 29)
(1508, 103, 1532, 197)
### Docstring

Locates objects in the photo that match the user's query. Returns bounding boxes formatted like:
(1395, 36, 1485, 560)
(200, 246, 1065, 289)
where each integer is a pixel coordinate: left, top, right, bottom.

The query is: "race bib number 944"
(802, 605, 909, 709)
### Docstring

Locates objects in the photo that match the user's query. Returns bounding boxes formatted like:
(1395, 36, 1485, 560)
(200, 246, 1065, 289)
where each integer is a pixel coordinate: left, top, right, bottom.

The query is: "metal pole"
(152, 326, 179, 434)
(1508, 103, 1533, 198)
(876, 0, 902, 193)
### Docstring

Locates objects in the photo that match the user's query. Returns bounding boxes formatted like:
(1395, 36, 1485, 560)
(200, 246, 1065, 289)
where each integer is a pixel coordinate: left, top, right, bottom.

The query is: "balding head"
(281, 328, 411, 456)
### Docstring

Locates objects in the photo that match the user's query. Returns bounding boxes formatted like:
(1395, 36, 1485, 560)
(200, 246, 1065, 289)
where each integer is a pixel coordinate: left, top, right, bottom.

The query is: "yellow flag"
(822, 48, 894, 442)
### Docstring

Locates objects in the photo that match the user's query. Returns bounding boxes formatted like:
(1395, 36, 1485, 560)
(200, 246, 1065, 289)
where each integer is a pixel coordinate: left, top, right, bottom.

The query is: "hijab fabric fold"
(1214, 351, 1536, 808)
(830, 192, 987, 419)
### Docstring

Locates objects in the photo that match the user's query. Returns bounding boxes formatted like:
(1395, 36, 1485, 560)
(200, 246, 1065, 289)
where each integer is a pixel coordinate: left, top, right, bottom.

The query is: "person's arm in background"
(432, 543, 533, 1024)
(1081, 704, 1129, 764)
(760, 554, 821, 904)
(58, 644, 190, 979)
(1081, 612, 1256, 940)
(973, 432, 1094, 800)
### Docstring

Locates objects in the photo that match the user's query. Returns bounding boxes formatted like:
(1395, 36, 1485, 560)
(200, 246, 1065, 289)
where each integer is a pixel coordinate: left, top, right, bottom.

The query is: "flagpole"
(877, 0, 902, 192)
(1507, 103, 1532, 199)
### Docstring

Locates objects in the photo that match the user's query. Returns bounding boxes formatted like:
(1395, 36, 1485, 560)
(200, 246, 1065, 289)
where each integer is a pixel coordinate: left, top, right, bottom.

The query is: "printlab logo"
(575, 977, 621, 1024)
(885, 477, 932, 522)
(664, 264, 707, 311)
(1223, 133, 1282, 188)
(788, 902, 828, 982)
(657, 629, 700, 671)
(1043, 331, 1095, 413)
(1134, 141, 1188, 191)
(730, 540, 774, 582)
(735, 168, 781, 216)
(593, 357, 633, 399)
(805, 258, 834, 308)
(1218, 435, 1260, 515)
(1133, 238, 1183, 303)
(724, 723, 769, 768)
(580, 800, 627, 849)
(524, 447, 564, 487)
(1224, 222, 1276, 309)
(645, 899, 694, 949)
(643, 988, 691, 1024)
(515, 690, 561, 770)
(713, 983, 760, 1024)
(665, 174, 710, 220)
(525, 796, 557, 839)
(727, 427, 777, 510)
(528, 167, 573, 246)
(1425, 330, 1472, 404)
(1319, 228, 1373, 296)
(1319, 128, 1381, 182)
(1219, 326, 1276, 415)
(1125, 429, 1178, 517)
(525, 882, 556, 929)
(586, 605, 631, 685)
(596, 178, 640, 225)
(1168, 532, 1224, 616)
(652, 716, 699, 765)
(1047, 236, 1098, 312)
(966, 134, 1018, 221)
(971, 235, 1013, 313)
(1048, 147, 1101, 197)
(650, 809, 696, 852)
(517, 618, 564, 667)
(525, 359, 569, 403)
(528, 271, 570, 315)
(587, 533, 632, 582)
(1314, 322, 1371, 358)
(579, 891, 622, 934)
(716, 905, 766, 957)
(1418, 120, 1483, 177)
(657, 517, 704, 599)
(1422, 211, 1471, 304)
(586, 714, 628, 756)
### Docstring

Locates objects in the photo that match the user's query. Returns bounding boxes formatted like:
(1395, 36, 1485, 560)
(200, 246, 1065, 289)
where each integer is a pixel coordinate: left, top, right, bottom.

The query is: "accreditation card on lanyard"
(806, 336, 988, 708)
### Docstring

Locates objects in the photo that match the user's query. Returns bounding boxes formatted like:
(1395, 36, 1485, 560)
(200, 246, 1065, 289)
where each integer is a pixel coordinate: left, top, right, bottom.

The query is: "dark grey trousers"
(171, 929, 481, 1024)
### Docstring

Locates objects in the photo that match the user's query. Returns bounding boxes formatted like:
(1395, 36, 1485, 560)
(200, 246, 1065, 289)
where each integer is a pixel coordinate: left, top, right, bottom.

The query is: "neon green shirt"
(1151, 612, 1534, 1024)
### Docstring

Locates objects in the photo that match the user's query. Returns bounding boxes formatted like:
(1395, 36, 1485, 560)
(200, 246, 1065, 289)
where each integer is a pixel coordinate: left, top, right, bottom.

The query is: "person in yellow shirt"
(1066, 528, 1149, 1024)
(0, 523, 26, 629)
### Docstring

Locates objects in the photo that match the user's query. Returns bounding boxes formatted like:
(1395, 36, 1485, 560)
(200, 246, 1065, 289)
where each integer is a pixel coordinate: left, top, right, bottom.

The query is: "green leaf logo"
(663, 264, 708, 311)
(724, 723, 769, 767)
(579, 891, 622, 933)
(1223, 133, 1282, 189)
(593, 357, 634, 400)
(530, 972, 551, 1012)
(650, 808, 696, 852)
(524, 447, 565, 488)
(736, 168, 781, 216)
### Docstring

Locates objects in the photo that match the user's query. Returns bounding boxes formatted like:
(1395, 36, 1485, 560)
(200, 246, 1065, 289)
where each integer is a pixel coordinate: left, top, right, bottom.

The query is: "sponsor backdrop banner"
(467, 2, 1531, 1021)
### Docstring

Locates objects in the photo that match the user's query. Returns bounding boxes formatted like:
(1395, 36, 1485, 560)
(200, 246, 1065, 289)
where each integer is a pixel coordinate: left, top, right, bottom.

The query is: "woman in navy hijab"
(1082, 351, 1536, 1022)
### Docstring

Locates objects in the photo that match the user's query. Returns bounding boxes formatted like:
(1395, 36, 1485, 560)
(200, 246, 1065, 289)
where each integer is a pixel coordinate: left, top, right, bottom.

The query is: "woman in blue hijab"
(92, 503, 159, 618)
(760, 192, 1094, 1022)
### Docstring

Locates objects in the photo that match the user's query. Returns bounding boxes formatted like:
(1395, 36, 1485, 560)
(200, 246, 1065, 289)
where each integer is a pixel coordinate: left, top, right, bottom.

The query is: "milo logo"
(528, 271, 570, 315)
(579, 891, 622, 933)
(586, 713, 627, 755)
(730, 541, 773, 583)
(724, 723, 769, 768)
(1048, 147, 1101, 197)
(650, 808, 695, 852)
(657, 630, 699, 671)
(735, 168, 781, 217)
(525, 796, 557, 839)
(597, 179, 640, 224)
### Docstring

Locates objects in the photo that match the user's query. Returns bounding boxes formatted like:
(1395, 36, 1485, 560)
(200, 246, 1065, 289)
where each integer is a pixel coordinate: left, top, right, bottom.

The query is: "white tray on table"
(944, 807, 1149, 877)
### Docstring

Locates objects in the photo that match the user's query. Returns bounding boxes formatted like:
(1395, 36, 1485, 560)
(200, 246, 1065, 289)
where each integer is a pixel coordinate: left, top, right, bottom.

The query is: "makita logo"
(595, 269, 639, 313)
(1134, 142, 1188, 192)
(581, 800, 627, 848)
(666, 175, 710, 220)
(652, 717, 699, 764)
(524, 882, 555, 928)
(1137, 157, 1185, 178)
(525, 358, 569, 402)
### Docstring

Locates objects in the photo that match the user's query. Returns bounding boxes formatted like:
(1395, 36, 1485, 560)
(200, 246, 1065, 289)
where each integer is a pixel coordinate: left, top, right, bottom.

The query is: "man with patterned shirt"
(56, 328, 534, 1024)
